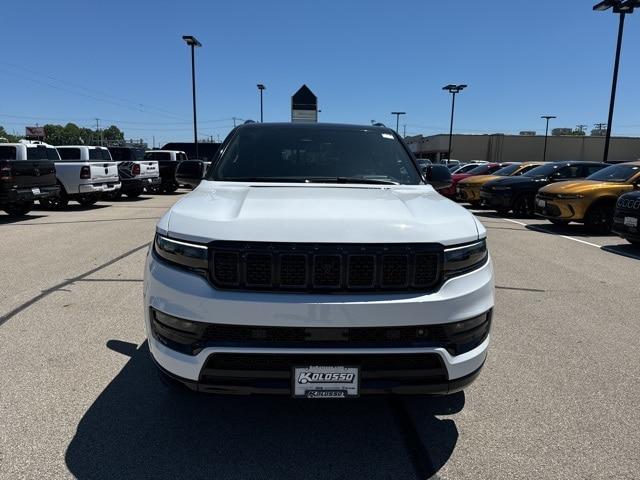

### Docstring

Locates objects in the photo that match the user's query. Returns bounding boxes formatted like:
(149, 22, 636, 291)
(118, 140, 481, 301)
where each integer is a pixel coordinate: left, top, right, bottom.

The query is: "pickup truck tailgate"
(2, 160, 57, 187)
(138, 161, 159, 179)
(89, 162, 119, 182)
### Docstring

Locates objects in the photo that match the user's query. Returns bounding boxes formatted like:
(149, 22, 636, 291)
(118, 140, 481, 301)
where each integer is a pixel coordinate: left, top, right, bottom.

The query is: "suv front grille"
(209, 241, 443, 293)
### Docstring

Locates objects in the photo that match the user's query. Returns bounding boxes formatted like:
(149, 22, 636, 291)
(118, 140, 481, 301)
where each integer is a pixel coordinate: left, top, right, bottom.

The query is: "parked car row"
(0, 140, 191, 215)
(447, 159, 640, 245)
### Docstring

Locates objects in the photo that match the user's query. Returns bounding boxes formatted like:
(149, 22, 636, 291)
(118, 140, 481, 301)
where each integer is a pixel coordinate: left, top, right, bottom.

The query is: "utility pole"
(391, 112, 406, 134)
(541, 115, 556, 162)
(403, 124, 406, 138)
(576, 124, 588, 134)
(442, 84, 467, 164)
(152, 135, 155, 149)
(594, 122, 607, 131)
(95, 118, 103, 146)
(232, 117, 238, 127)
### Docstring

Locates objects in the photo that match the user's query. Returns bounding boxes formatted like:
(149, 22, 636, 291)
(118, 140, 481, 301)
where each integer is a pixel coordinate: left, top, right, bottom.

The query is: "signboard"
(25, 126, 45, 139)
(291, 84, 318, 123)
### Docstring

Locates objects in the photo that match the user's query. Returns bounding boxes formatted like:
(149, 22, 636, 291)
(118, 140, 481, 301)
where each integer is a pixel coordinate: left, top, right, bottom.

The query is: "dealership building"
(404, 133, 640, 164)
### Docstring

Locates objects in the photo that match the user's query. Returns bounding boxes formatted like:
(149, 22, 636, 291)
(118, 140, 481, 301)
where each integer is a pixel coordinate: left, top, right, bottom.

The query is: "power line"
(0, 68, 186, 121)
(0, 61, 186, 120)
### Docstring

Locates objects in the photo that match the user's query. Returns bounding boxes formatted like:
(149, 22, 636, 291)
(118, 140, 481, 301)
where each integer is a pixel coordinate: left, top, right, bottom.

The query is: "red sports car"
(439, 162, 514, 199)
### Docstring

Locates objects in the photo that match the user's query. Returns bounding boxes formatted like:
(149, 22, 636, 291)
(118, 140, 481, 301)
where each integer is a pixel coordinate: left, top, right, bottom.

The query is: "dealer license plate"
(293, 366, 359, 398)
(536, 199, 546, 208)
(31, 187, 41, 195)
(624, 216, 638, 228)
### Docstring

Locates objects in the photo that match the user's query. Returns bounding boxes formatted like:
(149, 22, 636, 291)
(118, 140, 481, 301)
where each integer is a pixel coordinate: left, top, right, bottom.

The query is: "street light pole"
(541, 115, 556, 162)
(257, 84, 266, 122)
(442, 84, 467, 165)
(391, 112, 406, 134)
(593, 0, 638, 163)
(182, 35, 202, 159)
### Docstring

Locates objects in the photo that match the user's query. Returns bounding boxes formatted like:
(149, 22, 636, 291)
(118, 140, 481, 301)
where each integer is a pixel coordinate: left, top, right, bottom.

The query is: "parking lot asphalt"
(1, 193, 639, 480)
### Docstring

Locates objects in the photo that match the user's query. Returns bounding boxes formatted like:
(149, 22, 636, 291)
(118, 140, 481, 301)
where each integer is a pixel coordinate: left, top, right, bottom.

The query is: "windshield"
(493, 164, 521, 176)
(466, 164, 499, 175)
(586, 164, 640, 182)
(211, 125, 423, 185)
(523, 163, 563, 178)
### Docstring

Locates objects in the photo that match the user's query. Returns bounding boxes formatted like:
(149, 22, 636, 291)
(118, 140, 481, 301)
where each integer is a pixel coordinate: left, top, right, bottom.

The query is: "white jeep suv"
(144, 123, 494, 397)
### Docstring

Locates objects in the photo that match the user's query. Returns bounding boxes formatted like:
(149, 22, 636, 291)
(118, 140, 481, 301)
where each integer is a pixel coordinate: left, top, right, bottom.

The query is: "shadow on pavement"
(0, 214, 48, 225)
(601, 243, 640, 260)
(33, 203, 111, 212)
(65, 341, 463, 480)
(525, 223, 611, 238)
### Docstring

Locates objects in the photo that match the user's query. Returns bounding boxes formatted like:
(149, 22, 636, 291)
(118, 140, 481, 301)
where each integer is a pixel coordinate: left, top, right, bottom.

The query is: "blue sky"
(1, 0, 639, 146)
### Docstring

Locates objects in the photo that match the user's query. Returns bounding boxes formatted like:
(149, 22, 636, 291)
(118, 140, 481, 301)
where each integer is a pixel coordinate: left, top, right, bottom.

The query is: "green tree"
(0, 126, 21, 142)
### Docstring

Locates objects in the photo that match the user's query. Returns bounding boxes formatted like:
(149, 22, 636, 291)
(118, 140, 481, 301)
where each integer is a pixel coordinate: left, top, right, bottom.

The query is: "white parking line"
(494, 217, 603, 249)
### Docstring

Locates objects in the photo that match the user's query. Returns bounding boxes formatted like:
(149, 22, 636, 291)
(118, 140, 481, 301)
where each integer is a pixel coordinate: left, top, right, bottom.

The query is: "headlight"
(443, 239, 488, 277)
(154, 234, 208, 270)
(555, 194, 584, 199)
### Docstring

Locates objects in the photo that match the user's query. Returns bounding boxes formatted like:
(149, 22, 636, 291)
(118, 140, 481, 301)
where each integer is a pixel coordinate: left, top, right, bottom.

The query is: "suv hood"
(458, 174, 501, 186)
(540, 180, 629, 195)
(160, 182, 482, 245)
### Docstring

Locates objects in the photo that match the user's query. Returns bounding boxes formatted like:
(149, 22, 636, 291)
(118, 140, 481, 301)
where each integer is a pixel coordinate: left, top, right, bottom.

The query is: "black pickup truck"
(0, 143, 60, 216)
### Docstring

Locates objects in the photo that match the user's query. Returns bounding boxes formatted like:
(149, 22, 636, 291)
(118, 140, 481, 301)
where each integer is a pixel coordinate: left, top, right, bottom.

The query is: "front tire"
(4, 200, 33, 216)
(513, 194, 534, 218)
(584, 203, 613, 234)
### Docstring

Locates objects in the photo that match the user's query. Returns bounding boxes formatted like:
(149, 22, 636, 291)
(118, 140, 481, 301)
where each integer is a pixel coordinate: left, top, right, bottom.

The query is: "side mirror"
(175, 160, 205, 187)
(423, 164, 453, 191)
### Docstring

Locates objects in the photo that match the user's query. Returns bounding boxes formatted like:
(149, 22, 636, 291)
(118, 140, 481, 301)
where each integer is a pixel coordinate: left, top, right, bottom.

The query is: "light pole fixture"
(257, 84, 266, 122)
(541, 115, 557, 162)
(593, 0, 639, 162)
(182, 35, 202, 159)
(391, 112, 406, 134)
(443, 84, 467, 164)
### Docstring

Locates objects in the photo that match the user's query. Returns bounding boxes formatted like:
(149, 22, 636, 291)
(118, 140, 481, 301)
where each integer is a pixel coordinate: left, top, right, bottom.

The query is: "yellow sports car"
(535, 161, 640, 232)
(456, 162, 543, 206)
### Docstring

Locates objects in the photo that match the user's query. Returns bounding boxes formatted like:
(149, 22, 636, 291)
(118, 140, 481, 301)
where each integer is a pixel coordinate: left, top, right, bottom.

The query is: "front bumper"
(78, 181, 121, 194)
(2, 184, 60, 202)
(143, 247, 495, 394)
(612, 211, 640, 242)
(534, 195, 588, 221)
(457, 186, 481, 202)
(480, 190, 513, 209)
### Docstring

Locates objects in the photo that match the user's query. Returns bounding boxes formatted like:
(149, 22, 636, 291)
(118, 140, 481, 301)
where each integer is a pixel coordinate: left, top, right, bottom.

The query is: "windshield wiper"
(219, 177, 310, 183)
(305, 177, 399, 185)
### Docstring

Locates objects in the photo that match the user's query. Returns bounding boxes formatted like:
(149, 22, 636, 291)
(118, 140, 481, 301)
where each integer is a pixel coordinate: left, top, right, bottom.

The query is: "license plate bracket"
(537, 199, 546, 208)
(292, 366, 360, 398)
(624, 216, 638, 228)
(31, 187, 41, 196)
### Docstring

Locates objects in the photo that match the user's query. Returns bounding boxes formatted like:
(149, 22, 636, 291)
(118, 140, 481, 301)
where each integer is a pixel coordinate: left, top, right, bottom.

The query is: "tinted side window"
(156, 152, 171, 160)
(109, 148, 129, 161)
(144, 152, 156, 160)
(583, 164, 605, 176)
(554, 165, 581, 179)
(58, 148, 81, 160)
(47, 148, 60, 161)
(100, 149, 113, 161)
(27, 146, 49, 160)
(0, 146, 17, 160)
(89, 149, 102, 160)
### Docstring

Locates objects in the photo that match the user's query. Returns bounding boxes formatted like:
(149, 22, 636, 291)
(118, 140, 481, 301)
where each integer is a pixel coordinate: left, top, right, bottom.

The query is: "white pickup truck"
(107, 147, 161, 198)
(43, 145, 121, 208)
